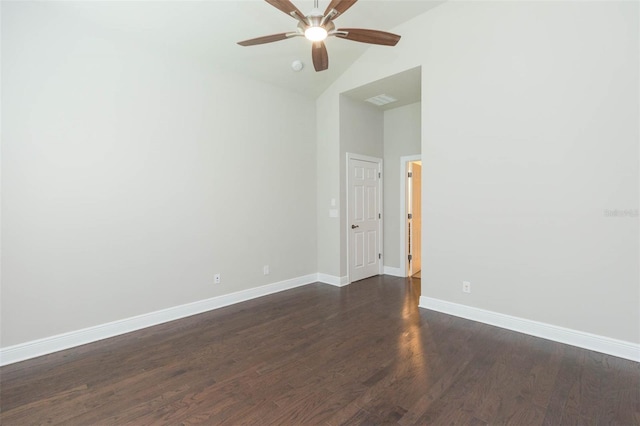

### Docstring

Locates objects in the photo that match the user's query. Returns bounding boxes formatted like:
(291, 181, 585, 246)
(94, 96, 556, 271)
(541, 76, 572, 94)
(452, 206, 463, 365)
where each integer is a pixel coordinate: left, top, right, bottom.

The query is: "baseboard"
(317, 273, 349, 287)
(10, 280, 633, 366)
(383, 266, 405, 277)
(419, 296, 640, 362)
(0, 274, 318, 366)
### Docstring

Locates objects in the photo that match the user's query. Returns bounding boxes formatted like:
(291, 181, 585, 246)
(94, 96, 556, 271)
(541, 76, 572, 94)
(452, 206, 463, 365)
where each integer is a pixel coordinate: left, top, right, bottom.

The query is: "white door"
(348, 156, 382, 282)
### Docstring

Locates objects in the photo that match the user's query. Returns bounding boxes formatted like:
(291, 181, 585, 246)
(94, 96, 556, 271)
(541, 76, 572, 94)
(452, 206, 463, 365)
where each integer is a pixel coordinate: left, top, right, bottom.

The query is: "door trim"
(346, 153, 383, 284)
(400, 154, 421, 277)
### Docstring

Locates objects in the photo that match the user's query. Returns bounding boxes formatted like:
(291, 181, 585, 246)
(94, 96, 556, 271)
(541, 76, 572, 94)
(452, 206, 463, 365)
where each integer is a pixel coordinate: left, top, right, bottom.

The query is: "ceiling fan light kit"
(305, 26, 328, 42)
(238, 0, 401, 72)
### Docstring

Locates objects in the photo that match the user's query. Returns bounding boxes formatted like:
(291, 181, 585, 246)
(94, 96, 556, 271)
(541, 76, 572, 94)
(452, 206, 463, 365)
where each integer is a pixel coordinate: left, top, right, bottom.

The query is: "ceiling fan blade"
(312, 42, 329, 72)
(237, 33, 292, 46)
(335, 28, 401, 46)
(324, 0, 358, 17)
(265, 0, 307, 22)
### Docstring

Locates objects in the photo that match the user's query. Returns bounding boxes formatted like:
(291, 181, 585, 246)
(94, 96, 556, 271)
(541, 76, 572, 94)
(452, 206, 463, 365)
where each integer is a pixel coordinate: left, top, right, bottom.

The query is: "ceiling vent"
(365, 94, 398, 106)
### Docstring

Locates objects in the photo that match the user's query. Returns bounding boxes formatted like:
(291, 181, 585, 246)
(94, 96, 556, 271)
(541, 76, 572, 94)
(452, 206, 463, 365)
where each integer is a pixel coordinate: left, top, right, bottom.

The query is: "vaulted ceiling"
(58, 1, 443, 98)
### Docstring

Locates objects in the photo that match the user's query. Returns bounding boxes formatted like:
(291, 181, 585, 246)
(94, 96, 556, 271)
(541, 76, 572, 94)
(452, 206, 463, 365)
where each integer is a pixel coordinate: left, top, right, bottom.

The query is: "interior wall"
(383, 102, 422, 269)
(1, 2, 317, 347)
(317, 1, 639, 343)
(338, 95, 384, 279)
(316, 94, 342, 279)
(420, 0, 639, 344)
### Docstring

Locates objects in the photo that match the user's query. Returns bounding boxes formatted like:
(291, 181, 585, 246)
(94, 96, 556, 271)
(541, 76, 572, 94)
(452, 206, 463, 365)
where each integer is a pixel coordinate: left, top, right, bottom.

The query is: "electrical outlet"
(462, 281, 471, 293)
(214, 274, 221, 284)
(263, 265, 270, 275)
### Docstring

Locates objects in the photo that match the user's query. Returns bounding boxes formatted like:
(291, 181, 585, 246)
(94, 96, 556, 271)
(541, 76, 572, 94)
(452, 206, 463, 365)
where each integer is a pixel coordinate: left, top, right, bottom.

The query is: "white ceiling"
(59, 0, 443, 98)
(343, 66, 422, 110)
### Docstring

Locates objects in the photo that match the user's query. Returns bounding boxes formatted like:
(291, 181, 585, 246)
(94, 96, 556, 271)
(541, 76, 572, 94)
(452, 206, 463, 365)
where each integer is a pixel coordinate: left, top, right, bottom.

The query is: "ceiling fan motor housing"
(298, 19, 334, 34)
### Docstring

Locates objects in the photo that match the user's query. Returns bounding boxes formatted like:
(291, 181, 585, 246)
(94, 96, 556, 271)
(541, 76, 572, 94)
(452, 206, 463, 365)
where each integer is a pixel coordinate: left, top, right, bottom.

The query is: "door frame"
(346, 153, 384, 284)
(400, 154, 421, 277)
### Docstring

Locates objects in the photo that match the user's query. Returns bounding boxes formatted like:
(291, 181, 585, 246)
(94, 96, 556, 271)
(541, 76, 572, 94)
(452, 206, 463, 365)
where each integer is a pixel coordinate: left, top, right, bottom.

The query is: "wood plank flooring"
(1, 275, 639, 425)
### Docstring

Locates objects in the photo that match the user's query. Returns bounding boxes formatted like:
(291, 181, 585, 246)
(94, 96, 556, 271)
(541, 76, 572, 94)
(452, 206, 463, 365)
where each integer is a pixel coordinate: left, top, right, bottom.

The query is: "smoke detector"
(291, 60, 304, 72)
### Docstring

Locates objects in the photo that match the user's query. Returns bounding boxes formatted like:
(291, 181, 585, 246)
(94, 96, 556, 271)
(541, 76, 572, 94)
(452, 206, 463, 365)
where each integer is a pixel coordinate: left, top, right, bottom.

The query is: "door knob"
(351, 224, 359, 229)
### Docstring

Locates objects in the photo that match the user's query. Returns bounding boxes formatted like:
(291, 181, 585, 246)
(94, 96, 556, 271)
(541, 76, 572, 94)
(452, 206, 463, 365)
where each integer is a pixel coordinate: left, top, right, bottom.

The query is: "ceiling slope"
(58, 0, 443, 97)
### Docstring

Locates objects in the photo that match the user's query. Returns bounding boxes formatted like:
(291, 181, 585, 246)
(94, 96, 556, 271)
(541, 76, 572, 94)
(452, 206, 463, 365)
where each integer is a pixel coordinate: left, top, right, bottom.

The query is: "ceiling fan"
(237, 0, 401, 72)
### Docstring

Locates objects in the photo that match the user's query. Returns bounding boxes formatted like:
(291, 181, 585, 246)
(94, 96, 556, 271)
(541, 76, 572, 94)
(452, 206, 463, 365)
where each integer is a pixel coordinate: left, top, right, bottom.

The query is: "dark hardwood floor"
(1, 275, 639, 425)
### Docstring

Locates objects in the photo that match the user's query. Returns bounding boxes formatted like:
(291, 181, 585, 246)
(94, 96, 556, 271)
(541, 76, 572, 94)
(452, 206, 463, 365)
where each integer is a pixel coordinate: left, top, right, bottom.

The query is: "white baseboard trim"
(317, 273, 349, 287)
(419, 296, 640, 362)
(383, 266, 405, 277)
(0, 274, 318, 366)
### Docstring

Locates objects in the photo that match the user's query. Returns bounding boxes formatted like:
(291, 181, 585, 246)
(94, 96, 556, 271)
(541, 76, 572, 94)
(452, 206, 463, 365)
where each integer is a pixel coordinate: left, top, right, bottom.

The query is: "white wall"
(340, 96, 385, 159)
(383, 102, 421, 268)
(420, 1, 639, 344)
(1, 2, 317, 347)
(317, 1, 639, 343)
(316, 95, 341, 278)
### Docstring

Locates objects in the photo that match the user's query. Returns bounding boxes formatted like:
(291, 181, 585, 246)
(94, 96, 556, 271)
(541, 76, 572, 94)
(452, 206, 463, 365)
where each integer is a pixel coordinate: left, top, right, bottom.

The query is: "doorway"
(407, 161, 422, 278)
(400, 155, 422, 278)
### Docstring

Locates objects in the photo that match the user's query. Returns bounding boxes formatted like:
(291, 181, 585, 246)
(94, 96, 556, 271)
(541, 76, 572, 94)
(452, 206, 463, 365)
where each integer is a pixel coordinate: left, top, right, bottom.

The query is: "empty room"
(1, 0, 638, 424)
